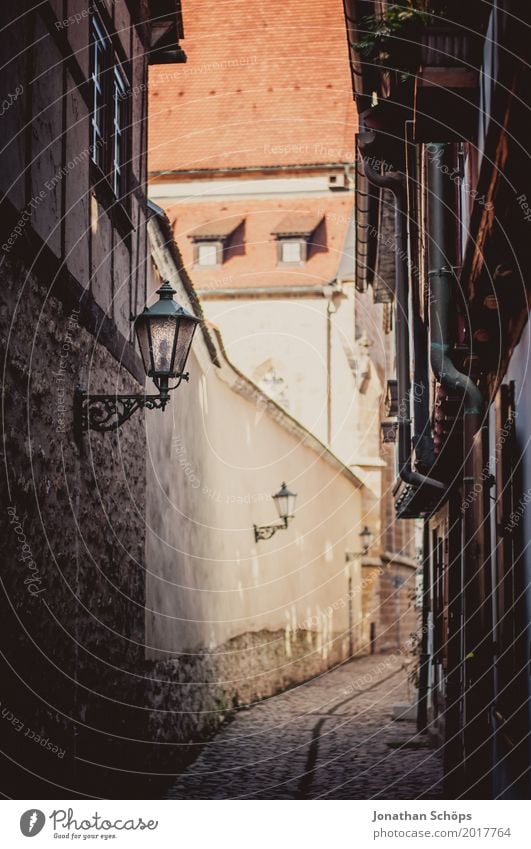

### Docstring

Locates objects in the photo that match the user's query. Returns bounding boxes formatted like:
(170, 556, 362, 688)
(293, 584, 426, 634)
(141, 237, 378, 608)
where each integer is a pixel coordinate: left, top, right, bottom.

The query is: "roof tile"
(271, 212, 324, 237)
(148, 0, 357, 172)
(188, 216, 244, 239)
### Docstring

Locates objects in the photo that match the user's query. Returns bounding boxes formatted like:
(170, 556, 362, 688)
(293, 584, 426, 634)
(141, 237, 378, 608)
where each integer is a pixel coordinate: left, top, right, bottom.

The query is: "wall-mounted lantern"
(254, 482, 297, 542)
(345, 525, 374, 657)
(346, 525, 374, 562)
(359, 525, 374, 556)
(75, 281, 201, 432)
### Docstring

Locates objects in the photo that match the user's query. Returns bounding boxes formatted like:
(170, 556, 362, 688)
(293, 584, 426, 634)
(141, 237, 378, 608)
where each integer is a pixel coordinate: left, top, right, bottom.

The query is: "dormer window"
(189, 217, 243, 267)
(197, 241, 222, 266)
(280, 239, 305, 264)
(272, 212, 324, 265)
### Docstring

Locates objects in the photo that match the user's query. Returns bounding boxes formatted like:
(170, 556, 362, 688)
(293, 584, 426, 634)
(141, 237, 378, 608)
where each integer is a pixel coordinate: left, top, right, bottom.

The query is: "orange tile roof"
(188, 216, 244, 239)
(165, 194, 354, 289)
(148, 0, 357, 173)
(271, 212, 324, 236)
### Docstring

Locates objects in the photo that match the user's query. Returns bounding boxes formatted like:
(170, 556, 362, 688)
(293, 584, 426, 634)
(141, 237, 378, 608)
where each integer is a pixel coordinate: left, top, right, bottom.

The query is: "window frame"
(90, 14, 109, 172)
(90, 11, 132, 219)
(277, 237, 307, 265)
(111, 61, 130, 202)
(194, 240, 224, 267)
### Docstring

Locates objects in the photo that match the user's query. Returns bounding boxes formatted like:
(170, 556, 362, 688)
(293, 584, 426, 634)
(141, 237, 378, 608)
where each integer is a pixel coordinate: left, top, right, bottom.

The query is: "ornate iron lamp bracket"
(253, 517, 289, 543)
(74, 386, 186, 433)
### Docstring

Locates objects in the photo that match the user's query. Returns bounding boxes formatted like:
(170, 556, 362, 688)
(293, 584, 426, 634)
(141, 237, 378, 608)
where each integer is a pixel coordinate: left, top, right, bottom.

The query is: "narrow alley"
(166, 655, 443, 800)
(2, 0, 531, 815)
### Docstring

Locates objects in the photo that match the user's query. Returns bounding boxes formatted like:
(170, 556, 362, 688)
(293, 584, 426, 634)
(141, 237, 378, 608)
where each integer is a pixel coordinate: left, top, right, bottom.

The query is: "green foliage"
(355, 3, 430, 70)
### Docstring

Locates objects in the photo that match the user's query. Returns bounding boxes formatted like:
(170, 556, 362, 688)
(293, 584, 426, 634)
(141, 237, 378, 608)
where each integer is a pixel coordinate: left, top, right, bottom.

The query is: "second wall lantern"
(254, 482, 297, 542)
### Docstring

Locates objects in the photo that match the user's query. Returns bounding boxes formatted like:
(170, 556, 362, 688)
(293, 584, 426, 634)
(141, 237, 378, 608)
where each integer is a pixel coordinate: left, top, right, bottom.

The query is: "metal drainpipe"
(427, 142, 487, 794)
(404, 121, 437, 473)
(359, 134, 446, 493)
(426, 143, 483, 419)
(326, 299, 333, 445)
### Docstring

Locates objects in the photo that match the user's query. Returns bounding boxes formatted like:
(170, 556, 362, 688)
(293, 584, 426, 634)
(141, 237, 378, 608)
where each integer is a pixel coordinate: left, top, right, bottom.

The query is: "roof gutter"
(342, 0, 380, 113)
(197, 285, 343, 300)
(148, 162, 353, 179)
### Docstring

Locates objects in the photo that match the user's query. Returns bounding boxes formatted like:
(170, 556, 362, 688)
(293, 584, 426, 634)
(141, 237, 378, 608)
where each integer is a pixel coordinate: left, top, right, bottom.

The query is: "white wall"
(202, 286, 384, 472)
(144, 213, 366, 669)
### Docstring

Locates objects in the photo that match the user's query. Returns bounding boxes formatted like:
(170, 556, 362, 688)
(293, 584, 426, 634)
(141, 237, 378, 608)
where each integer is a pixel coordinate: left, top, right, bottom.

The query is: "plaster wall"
(145, 215, 367, 703)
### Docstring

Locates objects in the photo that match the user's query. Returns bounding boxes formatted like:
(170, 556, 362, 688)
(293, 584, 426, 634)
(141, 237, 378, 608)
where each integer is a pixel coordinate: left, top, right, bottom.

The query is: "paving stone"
(166, 655, 443, 799)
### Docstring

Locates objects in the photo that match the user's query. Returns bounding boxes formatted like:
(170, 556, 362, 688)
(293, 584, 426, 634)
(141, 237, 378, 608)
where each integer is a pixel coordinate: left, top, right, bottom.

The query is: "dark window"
(90, 13, 130, 205)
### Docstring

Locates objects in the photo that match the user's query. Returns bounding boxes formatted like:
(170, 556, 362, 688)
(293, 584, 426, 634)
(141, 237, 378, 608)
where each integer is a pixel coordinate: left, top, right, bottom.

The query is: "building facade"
(0, 0, 383, 799)
(0, 0, 168, 798)
(145, 203, 367, 720)
(148, 0, 419, 660)
(342, 0, 531, 798)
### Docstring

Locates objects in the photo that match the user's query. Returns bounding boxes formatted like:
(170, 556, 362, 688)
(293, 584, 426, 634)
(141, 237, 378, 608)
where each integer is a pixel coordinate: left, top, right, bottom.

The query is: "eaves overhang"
(148, 0, 186, 64)
(342, 0, 381, 114)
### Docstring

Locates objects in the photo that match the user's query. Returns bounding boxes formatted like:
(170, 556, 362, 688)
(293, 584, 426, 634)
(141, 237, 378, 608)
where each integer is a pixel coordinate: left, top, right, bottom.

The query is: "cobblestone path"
(166, 654, 444, 799)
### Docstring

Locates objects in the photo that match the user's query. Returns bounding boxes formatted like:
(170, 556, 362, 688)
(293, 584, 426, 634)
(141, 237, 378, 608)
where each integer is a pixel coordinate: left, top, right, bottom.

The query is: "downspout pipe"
(359, 133, 445, 493)
(426, 143, 483, 418)
(405, 122, 437, 473)
(427, 142, 487, 794)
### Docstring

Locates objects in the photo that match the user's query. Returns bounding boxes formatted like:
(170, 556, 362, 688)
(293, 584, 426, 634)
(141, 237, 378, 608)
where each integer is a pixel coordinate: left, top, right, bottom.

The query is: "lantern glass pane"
(274, 493, 289, 520)
(273, 486, 296, 519)
(360, 526, 373, 552)
(287, 492, 297, 516)
(174, 317, 198, 375)
(150, 316, 177, 375)
(135, 319, 152, 376)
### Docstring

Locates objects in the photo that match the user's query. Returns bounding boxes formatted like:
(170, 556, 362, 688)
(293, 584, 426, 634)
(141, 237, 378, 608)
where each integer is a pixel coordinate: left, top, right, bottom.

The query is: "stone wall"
(0, 256, 147, 798)
(0, 2, 157, 797)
